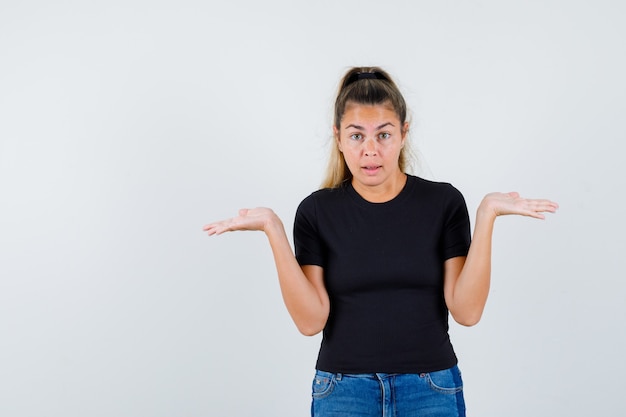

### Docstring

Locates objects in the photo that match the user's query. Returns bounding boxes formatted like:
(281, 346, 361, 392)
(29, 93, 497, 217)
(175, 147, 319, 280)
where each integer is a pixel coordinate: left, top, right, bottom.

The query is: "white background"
(1, 1, 624, 416)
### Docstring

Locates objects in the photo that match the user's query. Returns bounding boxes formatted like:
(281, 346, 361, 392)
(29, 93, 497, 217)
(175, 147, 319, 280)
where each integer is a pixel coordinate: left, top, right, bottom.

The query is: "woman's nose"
(363, 139, 377, 156)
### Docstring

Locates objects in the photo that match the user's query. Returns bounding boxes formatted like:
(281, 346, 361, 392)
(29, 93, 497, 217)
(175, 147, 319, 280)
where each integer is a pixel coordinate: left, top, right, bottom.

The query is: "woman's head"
(333, 67, 407, 131)
(322, 66, 412, 189)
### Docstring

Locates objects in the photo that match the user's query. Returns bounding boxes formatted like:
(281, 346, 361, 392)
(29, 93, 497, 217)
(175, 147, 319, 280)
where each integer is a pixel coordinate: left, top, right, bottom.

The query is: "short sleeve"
(441, 185, 471, 260)
(293, 194, 326, 267)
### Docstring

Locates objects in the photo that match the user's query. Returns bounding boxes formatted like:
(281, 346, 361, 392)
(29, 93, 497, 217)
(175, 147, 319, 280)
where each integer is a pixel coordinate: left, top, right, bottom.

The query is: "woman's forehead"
(341, 102, 400, 126)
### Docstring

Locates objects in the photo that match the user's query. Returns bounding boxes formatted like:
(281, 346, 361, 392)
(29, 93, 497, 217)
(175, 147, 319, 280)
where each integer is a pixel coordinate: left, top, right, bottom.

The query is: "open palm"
(484, 192, 559, 220)
(203, 207, 278, 236)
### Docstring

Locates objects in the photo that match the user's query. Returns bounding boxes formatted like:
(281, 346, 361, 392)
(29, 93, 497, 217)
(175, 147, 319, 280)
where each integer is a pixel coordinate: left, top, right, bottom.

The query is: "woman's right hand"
(203, 207, 329, 335)
(203, 207, 280, 236)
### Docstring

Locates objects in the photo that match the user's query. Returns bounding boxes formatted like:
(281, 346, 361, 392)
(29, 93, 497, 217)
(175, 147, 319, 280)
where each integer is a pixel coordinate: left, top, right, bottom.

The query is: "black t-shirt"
(294, 175, 471, 373)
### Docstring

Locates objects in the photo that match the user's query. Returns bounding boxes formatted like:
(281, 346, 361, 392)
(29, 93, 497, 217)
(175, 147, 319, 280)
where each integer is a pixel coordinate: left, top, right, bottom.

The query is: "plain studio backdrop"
(1, 1, 624, 416)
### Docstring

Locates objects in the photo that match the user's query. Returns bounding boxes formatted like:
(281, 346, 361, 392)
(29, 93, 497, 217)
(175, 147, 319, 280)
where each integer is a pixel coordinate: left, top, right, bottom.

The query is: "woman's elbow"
(296, 322, 325, 336)
(294, 314, 328, 336)
(298, 326, 323, 336)
(451, 311, 483, 327)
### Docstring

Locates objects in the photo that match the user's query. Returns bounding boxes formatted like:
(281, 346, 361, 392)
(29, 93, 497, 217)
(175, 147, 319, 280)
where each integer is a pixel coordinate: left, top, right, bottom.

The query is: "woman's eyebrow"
(344, 122, 395, 130)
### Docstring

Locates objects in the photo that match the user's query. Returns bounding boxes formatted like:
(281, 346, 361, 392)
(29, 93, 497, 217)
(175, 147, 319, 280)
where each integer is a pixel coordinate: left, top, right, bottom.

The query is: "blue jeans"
(311, 365, 466, 417)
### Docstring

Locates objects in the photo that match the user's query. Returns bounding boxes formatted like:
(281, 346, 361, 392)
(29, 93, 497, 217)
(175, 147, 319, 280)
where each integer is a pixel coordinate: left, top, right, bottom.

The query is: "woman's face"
(334, 102, 408, 198)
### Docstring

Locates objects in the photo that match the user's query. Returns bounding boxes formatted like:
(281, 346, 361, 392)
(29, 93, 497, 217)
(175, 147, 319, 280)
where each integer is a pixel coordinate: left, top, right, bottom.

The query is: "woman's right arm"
(203, 207, 330, 336)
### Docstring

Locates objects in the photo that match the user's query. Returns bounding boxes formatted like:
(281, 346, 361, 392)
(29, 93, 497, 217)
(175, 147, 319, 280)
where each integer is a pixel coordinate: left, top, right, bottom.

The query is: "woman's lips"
(362, 165, 381, 174)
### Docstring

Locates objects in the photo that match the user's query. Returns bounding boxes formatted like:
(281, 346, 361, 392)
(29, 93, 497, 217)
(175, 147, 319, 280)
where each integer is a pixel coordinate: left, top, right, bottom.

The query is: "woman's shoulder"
(304, 182, 350, 201)
(405, 175, 467, 211)
(407, 174, 463, 196)
(297, 183, 350, 212)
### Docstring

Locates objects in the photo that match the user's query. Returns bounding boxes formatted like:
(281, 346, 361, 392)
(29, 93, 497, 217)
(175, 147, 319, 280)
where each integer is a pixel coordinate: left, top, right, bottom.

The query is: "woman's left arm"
(443, 192, 559, 326)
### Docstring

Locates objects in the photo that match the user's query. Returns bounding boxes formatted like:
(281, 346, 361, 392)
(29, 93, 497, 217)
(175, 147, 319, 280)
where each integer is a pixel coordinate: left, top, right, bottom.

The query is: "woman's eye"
(350, 133, 362, 141)
(379, 132, 390, 140)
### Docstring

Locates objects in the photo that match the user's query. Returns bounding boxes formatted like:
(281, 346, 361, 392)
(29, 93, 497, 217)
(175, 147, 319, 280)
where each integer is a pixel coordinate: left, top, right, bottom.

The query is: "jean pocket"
(424, 366, 463, 394)
(312, 370, 336, 399)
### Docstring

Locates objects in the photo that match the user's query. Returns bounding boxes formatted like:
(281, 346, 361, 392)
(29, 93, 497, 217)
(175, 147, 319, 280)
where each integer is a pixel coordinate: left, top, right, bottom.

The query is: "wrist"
(477, 197, 498, 223)
(264, 212, 284, 236)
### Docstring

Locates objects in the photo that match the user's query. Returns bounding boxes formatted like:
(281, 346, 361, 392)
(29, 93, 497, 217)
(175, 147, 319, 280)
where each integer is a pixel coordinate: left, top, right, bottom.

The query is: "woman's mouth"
(362, 165, 381, 174)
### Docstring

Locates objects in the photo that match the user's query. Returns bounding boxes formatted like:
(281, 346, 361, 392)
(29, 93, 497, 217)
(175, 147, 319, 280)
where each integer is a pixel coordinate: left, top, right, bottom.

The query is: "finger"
(203, 222, 226, 233)
(524, 201, 559, 218)
(212, 227, 226, 236)
(206, 225, 224, 236)
(528, 200, 559, 213)
(203, 220, 231, 236)
(540, 204, 558, 213)
(526, 211, 546, 220)
(527, 198, 559, 207)
(542, 200, 559, 211)
(213, 221, 234, 235)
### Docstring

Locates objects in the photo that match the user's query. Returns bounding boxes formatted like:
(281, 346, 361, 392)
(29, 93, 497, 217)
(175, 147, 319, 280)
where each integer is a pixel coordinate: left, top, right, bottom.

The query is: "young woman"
(203, 67, 558, 417)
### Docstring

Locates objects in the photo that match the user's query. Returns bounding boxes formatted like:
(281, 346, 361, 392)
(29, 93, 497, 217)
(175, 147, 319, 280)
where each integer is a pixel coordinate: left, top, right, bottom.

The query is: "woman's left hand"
(480, 192, 559, 220)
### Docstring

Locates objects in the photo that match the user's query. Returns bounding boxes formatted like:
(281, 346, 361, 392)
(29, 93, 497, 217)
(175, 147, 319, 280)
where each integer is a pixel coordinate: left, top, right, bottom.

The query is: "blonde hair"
(321, 66, 413, 189)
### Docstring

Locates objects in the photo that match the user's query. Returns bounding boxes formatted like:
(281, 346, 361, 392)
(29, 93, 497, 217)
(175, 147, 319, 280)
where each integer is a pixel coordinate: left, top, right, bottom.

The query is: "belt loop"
(336, 373, 343, 381)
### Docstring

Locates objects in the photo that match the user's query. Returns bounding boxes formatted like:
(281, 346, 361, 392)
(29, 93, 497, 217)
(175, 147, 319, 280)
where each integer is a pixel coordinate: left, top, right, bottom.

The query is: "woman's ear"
(402, 122, 409, 139)
(399, 122, 409, 148)
(333, 126, 342, 152)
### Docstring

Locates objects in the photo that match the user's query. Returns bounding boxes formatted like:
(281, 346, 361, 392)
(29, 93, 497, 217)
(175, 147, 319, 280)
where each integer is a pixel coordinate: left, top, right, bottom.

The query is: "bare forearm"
(264, 218, 329, 335)
(204, 207, 329, 335)
(446, 191, 558, 326)
(449, 207, 496, 326)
